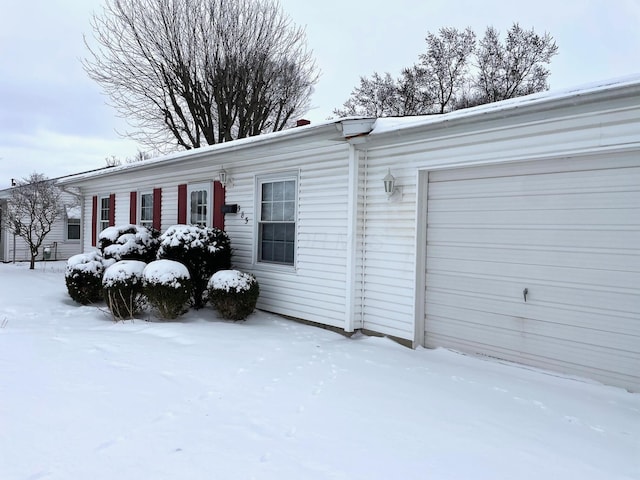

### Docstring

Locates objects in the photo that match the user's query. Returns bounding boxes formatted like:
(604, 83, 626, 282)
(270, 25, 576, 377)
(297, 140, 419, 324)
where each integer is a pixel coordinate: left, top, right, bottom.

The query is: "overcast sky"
(1, 0, 639, 187)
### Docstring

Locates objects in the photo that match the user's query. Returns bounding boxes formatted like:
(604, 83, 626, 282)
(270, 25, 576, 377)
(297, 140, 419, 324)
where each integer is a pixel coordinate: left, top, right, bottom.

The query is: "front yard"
(0, 261, 637, 480)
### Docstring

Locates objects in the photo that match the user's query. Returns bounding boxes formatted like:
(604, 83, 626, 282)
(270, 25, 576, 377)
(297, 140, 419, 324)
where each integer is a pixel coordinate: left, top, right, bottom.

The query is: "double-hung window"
(65, 205, 81, 241)
(98, 196, 110, 234)
(139, 192, 154, 228)
(258, 176, 297, 266)
(188, 183, 211, 227)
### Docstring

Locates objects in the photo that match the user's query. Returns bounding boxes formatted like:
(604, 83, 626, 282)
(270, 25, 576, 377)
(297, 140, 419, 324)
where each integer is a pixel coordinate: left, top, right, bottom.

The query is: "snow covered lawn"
(1, 262, 638, 480)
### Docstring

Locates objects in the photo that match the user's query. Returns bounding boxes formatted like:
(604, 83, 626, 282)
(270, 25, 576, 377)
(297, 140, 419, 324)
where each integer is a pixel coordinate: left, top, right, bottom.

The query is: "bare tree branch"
(84, 0, 318, 152)
(3, 173, 63, 269)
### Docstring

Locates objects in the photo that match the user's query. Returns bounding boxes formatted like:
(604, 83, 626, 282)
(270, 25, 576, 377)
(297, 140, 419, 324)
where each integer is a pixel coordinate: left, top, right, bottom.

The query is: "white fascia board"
(58, 121, 349, 186)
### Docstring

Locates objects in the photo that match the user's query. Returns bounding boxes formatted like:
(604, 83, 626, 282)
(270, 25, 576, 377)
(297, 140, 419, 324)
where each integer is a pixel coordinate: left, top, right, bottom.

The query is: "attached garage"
(424, 152, 640, 390)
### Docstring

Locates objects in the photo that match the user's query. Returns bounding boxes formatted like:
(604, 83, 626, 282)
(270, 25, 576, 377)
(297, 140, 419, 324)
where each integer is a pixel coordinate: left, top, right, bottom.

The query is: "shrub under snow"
(143, 260, 192, 320)
(157, 225, 231, 309)
(102, 260, 147, 320)
(99, 224, 160, 263)
(65, 251, 114, 305)
(208, 270, 259, 320)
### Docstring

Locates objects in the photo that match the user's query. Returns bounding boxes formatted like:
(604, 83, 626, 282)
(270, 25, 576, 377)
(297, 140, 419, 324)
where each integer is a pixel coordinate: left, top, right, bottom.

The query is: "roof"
(58, 118, 375, 185)
(56, 74, 640, 185)
(370, 74, 640, 136)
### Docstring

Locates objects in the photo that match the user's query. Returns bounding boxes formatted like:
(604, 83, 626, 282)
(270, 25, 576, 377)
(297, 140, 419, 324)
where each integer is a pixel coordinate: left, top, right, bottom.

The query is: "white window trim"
(138, 190, 154, 228)
(254, 171, 299, 270)
(187, 182, 212, 227)
(65, 217, 81, 242)
(98, 195, 110, 235)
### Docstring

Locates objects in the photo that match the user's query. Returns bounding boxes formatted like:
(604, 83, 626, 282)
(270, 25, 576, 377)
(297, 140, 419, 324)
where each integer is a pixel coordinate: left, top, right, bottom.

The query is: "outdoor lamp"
(218, 167, 228, 188)
(383, 168, 396, 197)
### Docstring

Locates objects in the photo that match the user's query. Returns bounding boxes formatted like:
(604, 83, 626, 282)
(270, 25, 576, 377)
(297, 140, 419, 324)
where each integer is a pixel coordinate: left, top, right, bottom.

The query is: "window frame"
(138, 191, 154, 228)
(255, 172, 298, 268)
(98, 195, 110, 235)
(187, 182, 212, 227)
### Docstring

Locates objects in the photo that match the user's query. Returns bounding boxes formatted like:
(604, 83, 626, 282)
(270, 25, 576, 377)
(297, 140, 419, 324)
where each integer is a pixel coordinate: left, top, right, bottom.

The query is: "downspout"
(344, 144, 359, 332)
(359, 148, 369, 330)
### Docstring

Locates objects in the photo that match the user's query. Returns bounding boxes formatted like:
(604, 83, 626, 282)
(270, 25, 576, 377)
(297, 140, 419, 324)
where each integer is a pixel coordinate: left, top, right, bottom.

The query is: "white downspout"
(344, 144, 359, 332)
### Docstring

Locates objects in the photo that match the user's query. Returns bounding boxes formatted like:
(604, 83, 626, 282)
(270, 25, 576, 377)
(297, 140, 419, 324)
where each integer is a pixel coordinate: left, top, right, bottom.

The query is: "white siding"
(224, 144, 353, 328)
(72, 140, 355, 330)
(356, 93, 640, 351)
(2, 191, 82, 263)
(423, 155, 640, 391)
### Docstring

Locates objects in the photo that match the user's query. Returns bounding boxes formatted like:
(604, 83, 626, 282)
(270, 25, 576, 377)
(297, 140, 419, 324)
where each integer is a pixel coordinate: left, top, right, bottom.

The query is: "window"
(258, 177, 296, 265)
(188, 183, 211, 226)
(139, 192, 153, 228)
(98, 196, 110, 234)
(65, 205, 81, 241)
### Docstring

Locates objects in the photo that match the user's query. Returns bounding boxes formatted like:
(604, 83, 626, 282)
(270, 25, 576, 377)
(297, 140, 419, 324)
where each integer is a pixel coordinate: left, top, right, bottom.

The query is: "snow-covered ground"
(1, 261, 638, 480)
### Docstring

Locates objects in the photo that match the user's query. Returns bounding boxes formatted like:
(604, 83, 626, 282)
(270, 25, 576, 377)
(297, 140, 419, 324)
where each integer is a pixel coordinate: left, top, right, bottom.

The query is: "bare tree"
(419, 27, 476, 114)
(333, 72, 402, 117)
(474, 23, 558, 103)
(126, 150, 151, 163)
(334, 24, 557, 118)
(84, 0, 318, 152)
(4, 173, 63, 270)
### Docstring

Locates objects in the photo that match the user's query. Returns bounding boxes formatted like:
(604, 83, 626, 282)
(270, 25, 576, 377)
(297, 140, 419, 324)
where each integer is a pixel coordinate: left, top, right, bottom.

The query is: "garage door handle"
(523, 288, 529, 302)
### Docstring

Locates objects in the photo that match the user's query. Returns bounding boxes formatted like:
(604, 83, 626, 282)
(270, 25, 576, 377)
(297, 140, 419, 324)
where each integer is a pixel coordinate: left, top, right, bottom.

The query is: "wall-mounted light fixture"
(383, 168, 396, 198)
(218, 166, 231, 188)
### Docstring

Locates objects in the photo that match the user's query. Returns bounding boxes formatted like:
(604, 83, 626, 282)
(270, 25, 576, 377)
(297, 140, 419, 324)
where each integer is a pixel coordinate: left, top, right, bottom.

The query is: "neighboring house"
(58, 76, 640, 391)
(0, 185, 83, 263)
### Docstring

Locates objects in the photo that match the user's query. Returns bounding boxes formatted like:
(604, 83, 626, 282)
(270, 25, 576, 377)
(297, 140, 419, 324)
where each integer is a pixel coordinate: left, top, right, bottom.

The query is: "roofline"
(364, 75, 640, 142)
(58, 118, 375, 185)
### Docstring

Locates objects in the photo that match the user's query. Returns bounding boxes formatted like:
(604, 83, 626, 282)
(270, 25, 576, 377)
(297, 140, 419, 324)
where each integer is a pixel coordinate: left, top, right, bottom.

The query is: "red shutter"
(153, 188, 162, 230)
(177, 184, 187, 224)
(129, 192, 137, 225)
(109, 193, 116, 226)
(213, 181, 225, 230)
(91, 195, 98, 247)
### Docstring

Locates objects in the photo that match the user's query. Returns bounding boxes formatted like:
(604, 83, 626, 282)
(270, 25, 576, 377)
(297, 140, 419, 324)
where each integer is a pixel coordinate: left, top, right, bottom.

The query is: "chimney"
(296, 119, 311, 127)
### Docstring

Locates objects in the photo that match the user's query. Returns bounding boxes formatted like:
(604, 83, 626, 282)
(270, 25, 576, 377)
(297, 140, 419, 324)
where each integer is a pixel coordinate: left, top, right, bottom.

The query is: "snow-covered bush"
(102, 260, 147, 320)
(207, 270, 259, 320)
(65, 251, 114, 305)
(143, 260, 192, 320)
(157, 225, 231, 309)
(99, 224, 160, 263)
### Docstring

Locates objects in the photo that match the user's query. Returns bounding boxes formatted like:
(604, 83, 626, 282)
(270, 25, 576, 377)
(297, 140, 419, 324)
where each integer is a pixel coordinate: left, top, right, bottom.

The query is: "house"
(0, 183, 83, 263)
(58, 76, 640, 391)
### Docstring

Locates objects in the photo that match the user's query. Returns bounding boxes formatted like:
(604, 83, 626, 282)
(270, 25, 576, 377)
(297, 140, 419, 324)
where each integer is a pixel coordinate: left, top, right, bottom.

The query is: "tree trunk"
(30, 254, 36, 270)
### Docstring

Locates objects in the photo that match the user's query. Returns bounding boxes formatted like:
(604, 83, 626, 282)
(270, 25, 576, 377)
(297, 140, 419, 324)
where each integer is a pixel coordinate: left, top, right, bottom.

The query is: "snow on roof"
(370, 74, 640, 136)
(56, 75, 640, 184)
(58, 118, 348, 184)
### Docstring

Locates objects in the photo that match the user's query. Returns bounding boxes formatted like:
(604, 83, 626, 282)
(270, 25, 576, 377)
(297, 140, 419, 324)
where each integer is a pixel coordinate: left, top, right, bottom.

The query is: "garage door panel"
(427, 227, 637, 250)
(424, 158, 640, 390)
(427, 271, 637, 315)
(427, 255, 640, 290)
(427, 191, 640, 212)
(428, 166, 640, 197)
(427, 208, 640, 227)
(425, 302, 640, 352)
(425, 316, 640, 381)
(427, 244, 640, 273)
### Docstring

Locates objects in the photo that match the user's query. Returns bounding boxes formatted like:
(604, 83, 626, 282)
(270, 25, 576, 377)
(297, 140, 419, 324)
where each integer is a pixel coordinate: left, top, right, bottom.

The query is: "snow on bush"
(102, 260, 147, 320)
(65, 251, 114, 305)
(208, 270, 259, 320)
(157, 225, 231, 309)
(143, 260, 192, 320)
(99, 224, 160, 263)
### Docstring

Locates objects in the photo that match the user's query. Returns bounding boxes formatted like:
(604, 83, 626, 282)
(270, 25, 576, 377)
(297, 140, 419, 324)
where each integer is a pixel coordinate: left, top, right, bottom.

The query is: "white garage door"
(424, 153, 640, 391)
